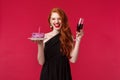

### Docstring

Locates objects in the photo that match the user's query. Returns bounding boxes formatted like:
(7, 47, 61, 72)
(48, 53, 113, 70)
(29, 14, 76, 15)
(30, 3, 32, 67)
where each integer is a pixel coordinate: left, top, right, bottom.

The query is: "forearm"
(37, 43, 45, 65)
(70, 39, 81, 63)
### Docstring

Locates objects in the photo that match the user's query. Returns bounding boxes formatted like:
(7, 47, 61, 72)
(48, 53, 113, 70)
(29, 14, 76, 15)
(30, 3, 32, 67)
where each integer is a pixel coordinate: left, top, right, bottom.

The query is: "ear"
(49, 20, 52, 29)
(50, 25, 53, 29)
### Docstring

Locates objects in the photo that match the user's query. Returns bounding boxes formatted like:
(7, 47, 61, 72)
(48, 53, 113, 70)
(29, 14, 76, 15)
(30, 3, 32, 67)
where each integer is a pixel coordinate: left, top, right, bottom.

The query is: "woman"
(36, 8, 84, 80)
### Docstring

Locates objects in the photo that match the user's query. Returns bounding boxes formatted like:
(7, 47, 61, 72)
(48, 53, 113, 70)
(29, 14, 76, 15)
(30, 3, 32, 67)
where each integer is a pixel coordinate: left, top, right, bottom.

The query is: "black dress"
(40, 34, 72, 80)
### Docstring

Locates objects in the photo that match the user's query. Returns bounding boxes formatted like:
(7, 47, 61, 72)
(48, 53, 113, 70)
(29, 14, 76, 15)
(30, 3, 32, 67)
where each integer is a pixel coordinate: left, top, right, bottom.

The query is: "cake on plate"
(28, 32, 45, 40)
(32, 33, 45, 38)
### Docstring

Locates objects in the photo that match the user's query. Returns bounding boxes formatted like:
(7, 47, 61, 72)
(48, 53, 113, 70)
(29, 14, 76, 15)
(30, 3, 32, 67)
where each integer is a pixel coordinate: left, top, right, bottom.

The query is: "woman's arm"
(70, 30, 84, 63)
(37, 41, 45, 65)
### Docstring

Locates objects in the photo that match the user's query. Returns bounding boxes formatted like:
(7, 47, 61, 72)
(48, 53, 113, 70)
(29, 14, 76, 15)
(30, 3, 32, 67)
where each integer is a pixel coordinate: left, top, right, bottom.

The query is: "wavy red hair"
(48, 8, 74, 59)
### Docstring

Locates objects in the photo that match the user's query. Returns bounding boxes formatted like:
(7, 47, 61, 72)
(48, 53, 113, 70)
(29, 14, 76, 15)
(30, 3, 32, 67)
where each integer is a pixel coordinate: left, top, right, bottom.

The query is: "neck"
(51, 29, 60, 35)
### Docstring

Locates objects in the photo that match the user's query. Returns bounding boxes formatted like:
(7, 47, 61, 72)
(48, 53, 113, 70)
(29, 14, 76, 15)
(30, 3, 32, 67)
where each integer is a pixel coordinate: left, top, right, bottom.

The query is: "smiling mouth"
(54, 24, 61, 28)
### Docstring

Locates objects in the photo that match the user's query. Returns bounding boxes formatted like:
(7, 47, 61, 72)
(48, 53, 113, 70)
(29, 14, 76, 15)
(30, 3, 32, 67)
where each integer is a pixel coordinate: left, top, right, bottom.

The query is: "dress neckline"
(44, 33, 60, 45)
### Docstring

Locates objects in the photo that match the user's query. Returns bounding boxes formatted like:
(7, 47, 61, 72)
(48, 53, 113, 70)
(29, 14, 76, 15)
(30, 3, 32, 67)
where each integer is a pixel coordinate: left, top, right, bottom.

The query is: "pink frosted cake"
(31, 33, 45, 38)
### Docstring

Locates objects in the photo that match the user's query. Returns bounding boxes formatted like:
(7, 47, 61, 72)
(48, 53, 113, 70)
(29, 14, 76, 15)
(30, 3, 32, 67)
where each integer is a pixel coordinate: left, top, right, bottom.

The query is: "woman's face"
(50, 12, 62, 31)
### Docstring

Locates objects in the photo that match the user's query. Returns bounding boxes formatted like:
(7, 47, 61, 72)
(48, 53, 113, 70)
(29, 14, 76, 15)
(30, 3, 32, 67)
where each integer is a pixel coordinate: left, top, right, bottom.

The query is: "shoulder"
(43, 32, 52, 43)
(44, 32, 52, 38)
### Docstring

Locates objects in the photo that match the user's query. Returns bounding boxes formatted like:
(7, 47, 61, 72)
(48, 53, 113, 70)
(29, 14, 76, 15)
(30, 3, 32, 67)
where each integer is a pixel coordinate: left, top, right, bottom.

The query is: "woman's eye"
(52, 18, 55, 20)
(51, 18, 61, 21)
(58, 18, 61, 20)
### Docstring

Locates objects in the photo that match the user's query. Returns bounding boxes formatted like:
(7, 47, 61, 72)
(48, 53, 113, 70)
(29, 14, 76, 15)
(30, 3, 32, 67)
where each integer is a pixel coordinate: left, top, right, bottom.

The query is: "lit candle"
(38, 26, 41, 33)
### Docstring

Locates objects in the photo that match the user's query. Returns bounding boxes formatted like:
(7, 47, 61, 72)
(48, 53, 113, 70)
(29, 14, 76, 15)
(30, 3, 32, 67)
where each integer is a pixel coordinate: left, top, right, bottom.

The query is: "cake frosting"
(32, 33, 45, 38)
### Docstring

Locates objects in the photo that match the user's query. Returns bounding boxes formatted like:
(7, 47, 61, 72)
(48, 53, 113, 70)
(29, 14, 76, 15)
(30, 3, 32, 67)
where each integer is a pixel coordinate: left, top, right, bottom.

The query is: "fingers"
(76, 30, 84, 37)
(31, 40, 43, 44)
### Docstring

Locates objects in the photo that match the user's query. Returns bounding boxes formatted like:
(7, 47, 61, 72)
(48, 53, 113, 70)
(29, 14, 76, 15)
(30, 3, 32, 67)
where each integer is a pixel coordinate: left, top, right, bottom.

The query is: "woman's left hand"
(76, 29, 84, 41)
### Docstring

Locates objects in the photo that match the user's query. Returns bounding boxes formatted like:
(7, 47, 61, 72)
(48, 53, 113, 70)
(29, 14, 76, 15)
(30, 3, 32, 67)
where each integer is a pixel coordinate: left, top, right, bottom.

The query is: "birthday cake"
(31, 33, 45, 38)
(28, 27, 45, 40)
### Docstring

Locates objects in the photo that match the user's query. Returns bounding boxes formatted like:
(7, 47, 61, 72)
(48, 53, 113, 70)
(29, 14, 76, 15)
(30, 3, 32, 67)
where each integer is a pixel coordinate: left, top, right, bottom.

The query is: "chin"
(55, 28, 61, 31)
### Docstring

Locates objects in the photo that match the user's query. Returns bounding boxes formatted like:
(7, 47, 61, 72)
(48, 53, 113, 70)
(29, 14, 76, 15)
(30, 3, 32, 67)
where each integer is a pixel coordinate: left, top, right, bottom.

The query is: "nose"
(55, 19, 59, 23)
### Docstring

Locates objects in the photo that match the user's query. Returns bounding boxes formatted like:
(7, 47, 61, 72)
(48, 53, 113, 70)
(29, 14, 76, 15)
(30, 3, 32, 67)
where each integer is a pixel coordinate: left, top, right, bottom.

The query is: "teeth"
(55, 24, 59, 26)
(54, 24, 60, 27)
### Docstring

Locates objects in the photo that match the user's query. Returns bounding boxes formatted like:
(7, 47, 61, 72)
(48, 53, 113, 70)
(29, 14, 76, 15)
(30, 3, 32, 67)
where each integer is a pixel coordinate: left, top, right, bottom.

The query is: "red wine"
(77, 23, 83, 32)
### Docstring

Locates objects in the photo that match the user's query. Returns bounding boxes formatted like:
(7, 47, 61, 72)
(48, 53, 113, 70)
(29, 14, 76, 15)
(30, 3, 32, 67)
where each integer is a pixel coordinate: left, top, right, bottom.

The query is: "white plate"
(28, 37, 45, 40)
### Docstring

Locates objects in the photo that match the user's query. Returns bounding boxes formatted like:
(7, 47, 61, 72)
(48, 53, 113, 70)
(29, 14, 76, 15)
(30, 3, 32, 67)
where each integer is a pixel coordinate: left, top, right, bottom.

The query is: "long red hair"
(48, 8, 74, 59)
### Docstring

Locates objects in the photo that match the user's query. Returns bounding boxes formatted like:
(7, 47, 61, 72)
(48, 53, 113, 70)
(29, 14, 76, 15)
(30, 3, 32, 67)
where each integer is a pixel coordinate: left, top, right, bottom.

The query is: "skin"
(32, 12, 84, 65)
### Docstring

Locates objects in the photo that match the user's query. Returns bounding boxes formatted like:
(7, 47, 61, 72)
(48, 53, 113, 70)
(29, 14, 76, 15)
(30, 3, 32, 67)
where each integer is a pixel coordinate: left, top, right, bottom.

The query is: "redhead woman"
(34, 8, 84, 80)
